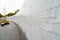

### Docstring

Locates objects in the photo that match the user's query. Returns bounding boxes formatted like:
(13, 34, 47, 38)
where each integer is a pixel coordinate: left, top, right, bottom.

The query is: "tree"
(0, 9, 19, 26)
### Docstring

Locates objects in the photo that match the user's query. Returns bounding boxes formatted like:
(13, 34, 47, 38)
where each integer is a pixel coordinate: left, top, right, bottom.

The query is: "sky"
(0, 0, 25, 15)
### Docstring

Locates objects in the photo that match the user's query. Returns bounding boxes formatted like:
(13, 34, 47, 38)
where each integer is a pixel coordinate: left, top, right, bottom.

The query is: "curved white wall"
(10, 0, 60, 40)
(20, 0, 60, 16)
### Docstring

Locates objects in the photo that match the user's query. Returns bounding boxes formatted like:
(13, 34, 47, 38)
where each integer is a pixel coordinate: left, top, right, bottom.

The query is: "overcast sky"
(0, 0, 25, 15)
